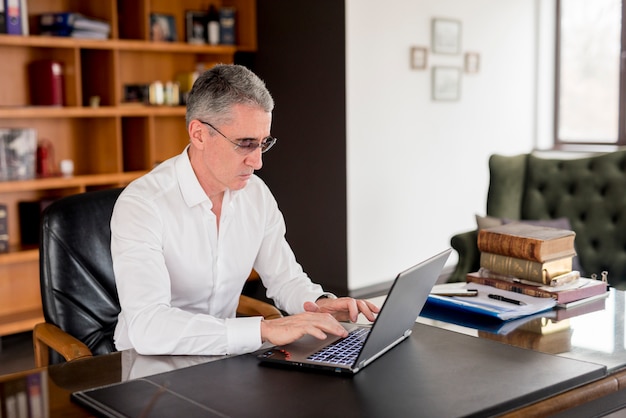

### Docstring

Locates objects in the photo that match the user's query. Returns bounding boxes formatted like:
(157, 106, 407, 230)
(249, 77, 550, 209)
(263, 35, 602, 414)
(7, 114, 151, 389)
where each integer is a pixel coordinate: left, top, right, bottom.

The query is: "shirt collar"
(174, 145, 241, 208)
(175, 145, 209, 208)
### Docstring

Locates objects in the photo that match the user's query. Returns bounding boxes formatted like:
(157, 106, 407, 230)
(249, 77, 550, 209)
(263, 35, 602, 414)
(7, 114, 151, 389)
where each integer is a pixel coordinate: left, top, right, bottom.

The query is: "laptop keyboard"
(307, 327, 370, 366)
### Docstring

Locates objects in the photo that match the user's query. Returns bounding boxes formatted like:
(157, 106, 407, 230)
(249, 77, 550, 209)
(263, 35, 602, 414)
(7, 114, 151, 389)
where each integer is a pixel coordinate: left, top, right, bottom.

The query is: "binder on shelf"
(28, 60, 64, 106)
(39, 12, 111, 39)
(5, 0, 22, 35)
(0, 0, 6, 33)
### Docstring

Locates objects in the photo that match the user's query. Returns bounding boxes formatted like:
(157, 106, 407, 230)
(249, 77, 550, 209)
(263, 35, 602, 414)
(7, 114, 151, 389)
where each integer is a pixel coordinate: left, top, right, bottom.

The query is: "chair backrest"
(487, 151, 626, 287)
(40, 188, 123, 360)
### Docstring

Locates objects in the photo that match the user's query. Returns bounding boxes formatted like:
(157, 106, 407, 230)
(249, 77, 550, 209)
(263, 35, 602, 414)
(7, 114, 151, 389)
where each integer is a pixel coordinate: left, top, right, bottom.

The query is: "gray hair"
(185, 64, 274, 128)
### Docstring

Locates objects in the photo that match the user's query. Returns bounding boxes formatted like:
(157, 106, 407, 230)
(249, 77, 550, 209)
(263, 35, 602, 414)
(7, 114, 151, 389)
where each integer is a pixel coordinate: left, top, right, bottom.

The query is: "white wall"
(346, 0, 554, 289)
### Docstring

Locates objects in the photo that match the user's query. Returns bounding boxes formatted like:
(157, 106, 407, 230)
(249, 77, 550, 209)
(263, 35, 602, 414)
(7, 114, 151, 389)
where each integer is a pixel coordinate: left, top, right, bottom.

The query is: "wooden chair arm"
(237, 295, 283, 320)
(33, 322, 93, 368)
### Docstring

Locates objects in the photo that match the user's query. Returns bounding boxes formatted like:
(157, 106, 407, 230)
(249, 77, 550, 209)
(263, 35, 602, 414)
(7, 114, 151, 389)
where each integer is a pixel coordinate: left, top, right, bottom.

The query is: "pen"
(488, 294, 526, 305)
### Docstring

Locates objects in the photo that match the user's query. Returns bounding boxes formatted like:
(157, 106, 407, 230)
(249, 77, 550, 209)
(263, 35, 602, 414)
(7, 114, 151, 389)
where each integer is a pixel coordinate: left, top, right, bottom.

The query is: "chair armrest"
(237, 295, 283, 320)
(33, 322, 93, 368)
(448, 229, 480, 282)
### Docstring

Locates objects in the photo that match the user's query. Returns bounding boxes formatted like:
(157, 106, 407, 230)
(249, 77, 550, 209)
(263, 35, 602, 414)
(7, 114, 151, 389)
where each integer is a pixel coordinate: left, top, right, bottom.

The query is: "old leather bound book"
(479, 252, 573, 284)
(477, 222, 576, 263)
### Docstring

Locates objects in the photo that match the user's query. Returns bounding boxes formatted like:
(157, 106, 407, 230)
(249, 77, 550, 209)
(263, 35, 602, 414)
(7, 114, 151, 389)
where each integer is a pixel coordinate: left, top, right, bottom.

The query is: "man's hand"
(304, 297, 380, 323)
(260, 312, 348, 346)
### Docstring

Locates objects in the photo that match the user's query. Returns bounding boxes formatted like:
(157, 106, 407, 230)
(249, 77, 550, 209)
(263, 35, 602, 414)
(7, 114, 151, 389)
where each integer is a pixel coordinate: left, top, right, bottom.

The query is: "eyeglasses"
(199, 120, 277, 154)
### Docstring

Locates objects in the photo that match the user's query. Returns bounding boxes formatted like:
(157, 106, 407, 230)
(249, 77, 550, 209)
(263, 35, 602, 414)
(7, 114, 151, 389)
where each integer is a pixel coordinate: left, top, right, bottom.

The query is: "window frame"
(554, 0, 626, 147)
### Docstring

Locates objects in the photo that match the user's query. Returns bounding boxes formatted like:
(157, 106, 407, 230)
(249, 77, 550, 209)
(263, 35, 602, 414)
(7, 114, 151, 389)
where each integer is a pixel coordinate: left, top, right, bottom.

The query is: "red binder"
(28, 60, 64, 106)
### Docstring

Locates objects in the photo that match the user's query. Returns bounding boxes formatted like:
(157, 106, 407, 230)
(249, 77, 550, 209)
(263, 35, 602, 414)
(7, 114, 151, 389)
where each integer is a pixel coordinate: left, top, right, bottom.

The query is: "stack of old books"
(468, 222, 608, 307)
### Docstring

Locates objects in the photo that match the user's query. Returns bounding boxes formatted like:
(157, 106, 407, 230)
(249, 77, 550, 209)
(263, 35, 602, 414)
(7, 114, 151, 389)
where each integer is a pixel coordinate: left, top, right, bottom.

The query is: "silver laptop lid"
(354, 248, 451, 370)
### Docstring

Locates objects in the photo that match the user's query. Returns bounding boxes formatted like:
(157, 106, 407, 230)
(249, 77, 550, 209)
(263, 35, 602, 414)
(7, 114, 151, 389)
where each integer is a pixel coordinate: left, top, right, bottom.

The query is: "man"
(111, 64, 379, 356)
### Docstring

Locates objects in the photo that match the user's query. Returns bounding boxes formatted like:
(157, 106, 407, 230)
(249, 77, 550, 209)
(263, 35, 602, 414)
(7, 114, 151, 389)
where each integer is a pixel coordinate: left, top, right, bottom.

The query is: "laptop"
(257, 248, 451, 375)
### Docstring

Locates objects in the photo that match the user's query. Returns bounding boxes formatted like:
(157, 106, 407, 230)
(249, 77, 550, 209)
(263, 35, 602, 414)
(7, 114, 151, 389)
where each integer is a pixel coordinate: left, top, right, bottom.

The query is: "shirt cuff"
(225, 316, 263, 355)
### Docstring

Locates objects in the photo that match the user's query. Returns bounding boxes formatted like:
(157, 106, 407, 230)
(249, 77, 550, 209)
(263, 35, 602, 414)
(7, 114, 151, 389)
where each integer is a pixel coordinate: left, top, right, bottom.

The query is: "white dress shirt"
(111, 146, 328, 355)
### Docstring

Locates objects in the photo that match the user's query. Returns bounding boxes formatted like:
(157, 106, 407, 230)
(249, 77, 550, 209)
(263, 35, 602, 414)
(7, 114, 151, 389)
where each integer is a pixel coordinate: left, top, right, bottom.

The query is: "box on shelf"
(18, 199, 56, 245)
(0, 129, 36, 181)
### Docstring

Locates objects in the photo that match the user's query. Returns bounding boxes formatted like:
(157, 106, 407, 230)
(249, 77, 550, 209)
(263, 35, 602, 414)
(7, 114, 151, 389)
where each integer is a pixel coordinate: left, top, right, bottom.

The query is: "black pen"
(488, 294, 526, 305)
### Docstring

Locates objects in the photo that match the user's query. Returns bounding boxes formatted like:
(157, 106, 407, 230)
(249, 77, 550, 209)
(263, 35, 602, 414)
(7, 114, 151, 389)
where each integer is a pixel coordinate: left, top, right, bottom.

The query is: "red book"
(28, 60, 64, 106)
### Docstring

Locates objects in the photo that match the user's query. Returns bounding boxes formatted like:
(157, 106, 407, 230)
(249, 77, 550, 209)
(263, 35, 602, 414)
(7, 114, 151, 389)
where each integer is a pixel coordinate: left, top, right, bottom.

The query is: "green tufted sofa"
(449, 150, 626, 289)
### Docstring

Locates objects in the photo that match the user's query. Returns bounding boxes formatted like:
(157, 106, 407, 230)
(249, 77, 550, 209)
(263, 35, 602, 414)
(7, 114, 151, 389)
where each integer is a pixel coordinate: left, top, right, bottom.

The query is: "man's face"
(190, 103, 272, 195)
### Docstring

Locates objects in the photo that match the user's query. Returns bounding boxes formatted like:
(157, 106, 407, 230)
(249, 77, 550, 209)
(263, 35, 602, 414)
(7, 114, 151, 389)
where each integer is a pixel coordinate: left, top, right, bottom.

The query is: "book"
(18, 0, 26, 35)
(477, 222, 576, 262)
(480, 252, 573, 285)
(0, 0, 6, 33)
(466, 271, 609, 305)
(0, 203, 7, 252)
(5, 0, 22, 35)
(28, 60, 64, 106)
(39, 12, 111, 38)
(219, 7, 236, 45)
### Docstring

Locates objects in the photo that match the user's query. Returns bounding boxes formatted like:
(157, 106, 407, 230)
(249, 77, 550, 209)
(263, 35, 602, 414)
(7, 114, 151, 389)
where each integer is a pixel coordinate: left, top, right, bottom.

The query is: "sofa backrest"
(487, 150, 626, 288)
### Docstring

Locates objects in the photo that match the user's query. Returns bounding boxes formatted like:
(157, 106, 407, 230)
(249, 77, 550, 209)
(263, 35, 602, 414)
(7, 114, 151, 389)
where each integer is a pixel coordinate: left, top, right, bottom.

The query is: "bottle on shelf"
(207, 5, 220, 45)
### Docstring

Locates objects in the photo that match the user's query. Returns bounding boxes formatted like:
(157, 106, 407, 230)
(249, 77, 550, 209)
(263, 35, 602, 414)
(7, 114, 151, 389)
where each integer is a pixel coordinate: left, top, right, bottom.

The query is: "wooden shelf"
(0, 172, 147, 193)
(0, 309, 44, 337)
(0, 0, 258, 337)
(0, 106, 186, 118)
(0, 34, 239, 54)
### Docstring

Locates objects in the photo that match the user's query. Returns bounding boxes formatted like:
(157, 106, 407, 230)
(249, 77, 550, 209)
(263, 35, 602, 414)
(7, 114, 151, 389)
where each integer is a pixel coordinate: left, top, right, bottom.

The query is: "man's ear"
(188, 120, 205, 149)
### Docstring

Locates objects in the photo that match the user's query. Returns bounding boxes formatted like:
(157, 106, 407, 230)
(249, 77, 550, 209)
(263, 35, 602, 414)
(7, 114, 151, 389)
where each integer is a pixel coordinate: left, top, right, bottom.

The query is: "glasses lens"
(261, 137, 277, 153)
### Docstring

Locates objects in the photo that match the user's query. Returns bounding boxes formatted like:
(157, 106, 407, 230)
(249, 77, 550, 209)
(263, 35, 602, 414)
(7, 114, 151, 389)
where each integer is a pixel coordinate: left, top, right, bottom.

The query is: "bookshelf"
(0, 0, 257, 336)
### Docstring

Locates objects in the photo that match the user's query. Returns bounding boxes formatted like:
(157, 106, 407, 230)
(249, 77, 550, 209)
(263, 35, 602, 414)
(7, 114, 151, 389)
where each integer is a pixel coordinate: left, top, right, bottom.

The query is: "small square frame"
(432, 66, 461, 101)
(465, 52, 480, 74)
(410, 46, 428, 70)
(186, 11, 208, 44)
(150, 13, 177, 42)
(431, 18, 462, 55)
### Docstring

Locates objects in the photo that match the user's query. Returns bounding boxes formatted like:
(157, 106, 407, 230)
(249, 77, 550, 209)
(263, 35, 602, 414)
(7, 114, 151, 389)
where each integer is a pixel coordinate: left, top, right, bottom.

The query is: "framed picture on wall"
(432, 66, 461, 101)
(410, 46, 428, 70)
(465, 52, 480, 73)
(431, 18, 461, 55)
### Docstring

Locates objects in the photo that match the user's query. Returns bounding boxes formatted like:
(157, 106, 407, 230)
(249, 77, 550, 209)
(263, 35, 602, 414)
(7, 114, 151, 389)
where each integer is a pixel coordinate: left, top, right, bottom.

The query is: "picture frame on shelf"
(185, 10, 208, 44)
(432, 66, 461, 101)
(150, 13, 177, 42)
(465, 52, 480, 73)
(431, 18, 461, 55)
(410, 46, 428, 70)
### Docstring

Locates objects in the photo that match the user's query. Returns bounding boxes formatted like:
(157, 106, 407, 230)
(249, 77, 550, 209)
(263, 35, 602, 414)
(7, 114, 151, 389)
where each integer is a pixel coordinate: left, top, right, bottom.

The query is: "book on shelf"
(466, 271, 609, 305)
(477, 222, 576, 262)
(0, 0, 6, 33)
(0, 203, 7, 253)
(5, 0, 22, 35)
(480, 252, 573, 285)
(219, 7, 236, 44)
(39, 12, 111, 39)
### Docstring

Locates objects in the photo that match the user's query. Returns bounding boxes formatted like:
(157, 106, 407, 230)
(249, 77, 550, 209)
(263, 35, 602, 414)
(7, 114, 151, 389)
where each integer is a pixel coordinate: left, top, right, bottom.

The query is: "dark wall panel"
(245, 0, 348, 295)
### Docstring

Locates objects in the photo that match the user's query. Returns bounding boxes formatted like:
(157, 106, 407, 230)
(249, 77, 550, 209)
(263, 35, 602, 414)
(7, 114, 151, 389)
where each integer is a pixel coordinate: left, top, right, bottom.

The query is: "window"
(556, 0, 625, 145)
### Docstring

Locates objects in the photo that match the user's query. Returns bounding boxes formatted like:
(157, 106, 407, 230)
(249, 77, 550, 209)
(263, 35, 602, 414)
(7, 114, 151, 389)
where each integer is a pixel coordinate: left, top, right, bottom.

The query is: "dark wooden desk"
(2, 290, 626, 417)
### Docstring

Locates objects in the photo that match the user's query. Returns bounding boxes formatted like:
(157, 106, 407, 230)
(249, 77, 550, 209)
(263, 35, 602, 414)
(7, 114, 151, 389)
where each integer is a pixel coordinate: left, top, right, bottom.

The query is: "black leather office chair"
(33, 187, 282, 367)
